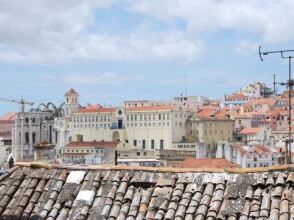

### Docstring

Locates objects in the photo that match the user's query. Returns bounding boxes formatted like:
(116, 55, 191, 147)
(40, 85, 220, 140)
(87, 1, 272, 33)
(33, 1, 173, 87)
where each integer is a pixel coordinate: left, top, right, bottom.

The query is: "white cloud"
(127, 0, 294, 43)
(2, 0, 294, 64)
(41, 72, 145, 85)
(0, 0, 203, 64)
(234, 41, 259, 56)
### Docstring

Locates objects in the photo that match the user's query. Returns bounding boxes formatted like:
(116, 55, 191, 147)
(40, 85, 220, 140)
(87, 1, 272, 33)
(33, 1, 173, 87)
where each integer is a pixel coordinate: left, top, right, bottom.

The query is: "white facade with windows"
(69, 105, 191, 151)
(12, 111, 57, 161)
(216, 141, 277, 168)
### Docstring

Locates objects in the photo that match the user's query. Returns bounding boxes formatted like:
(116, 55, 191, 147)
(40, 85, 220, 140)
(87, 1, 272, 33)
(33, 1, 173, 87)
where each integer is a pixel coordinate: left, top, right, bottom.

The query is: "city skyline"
(1, 0, 294, 114)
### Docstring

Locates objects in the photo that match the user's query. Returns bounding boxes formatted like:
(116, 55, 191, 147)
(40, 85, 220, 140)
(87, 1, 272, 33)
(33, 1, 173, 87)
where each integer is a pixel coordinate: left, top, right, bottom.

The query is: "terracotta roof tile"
(65, 141, 119, 148)
(196, 108, 230, 120)
(239, 127, 262, 135)
(126, 105, 176, 111)
(65, 88, 79, 96)
(231, 143, 248, 155)
(176, 158, 239, 169)
(0, 112, 16, 121)
(247, 98, 277, 106)
(78, 107, 117, 113)
(225, 92, 248, 101)
(2, 163, 293, 219)
(254, 145, 272, 154)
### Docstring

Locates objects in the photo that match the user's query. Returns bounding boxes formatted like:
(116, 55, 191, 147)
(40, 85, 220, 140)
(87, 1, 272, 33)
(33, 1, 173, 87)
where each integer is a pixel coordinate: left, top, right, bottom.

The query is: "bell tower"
(64, 88, 80, 117)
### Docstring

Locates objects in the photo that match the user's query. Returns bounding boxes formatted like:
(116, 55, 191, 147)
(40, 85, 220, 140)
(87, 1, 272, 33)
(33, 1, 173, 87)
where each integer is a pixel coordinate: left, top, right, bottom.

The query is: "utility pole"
(259, 47, 294, 164)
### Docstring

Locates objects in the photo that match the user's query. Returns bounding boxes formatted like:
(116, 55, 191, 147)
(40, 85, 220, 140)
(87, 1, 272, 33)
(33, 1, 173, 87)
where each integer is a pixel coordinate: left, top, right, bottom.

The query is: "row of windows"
(126, 122, 171, 127)
(66, 97, 78, 104)
(126, 113, 171, 121)
(190, 129, 229, 135)
(73, 115, 111, 123)
(126, 139, 164, 150)
(248, 162, 274, 167)
(63, 149, 104, 153)
(177, 144, 195, 149)
(73, 123, 110, 129)
(25, 118, 36, 123)
(189, 122, 230, 128)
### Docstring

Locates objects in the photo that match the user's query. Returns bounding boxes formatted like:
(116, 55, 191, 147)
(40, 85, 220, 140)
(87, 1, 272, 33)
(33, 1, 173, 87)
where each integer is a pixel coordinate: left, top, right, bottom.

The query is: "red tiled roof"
(266, 108, 288, 115)
(176, 158, 239, 169)
(78, 107, 117, 113)
(0, 112, 16, 121)
(85, 104, 102, 109)
(226, 93, 248, 101)
(196, 108, 230, 120)
(65, 141, 119, 148)
(65, 88, 79, 96)
(254, 145, 272, 154)
(126, 105, 176, 112)
(239, 127, 262, 135)
(247, 98, 277, 106)
(231, 143, 248, 155)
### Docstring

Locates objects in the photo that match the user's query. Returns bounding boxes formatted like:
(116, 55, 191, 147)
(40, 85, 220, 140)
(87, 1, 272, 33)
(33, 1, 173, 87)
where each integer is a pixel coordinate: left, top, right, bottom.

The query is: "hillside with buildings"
(0, 81, 293, 169)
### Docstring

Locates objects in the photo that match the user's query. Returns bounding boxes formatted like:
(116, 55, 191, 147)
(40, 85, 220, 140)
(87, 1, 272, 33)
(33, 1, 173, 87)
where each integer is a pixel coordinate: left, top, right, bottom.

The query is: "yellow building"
(186, 108, 234, 154)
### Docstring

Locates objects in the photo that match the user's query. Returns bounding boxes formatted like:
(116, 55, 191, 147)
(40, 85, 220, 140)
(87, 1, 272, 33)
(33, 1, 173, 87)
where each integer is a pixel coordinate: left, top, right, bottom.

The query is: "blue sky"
(0, 0, 293, 115)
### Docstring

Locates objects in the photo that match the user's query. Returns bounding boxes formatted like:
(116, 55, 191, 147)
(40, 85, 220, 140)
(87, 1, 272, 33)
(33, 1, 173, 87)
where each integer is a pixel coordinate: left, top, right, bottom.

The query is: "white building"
(216, 141, 277, 168)
(12, 111, 57, 161)
(12, 102, 65, 161)
(70, 105, 191, 151)
(61, 141, 118, 164)
(242, 82, 273, 98)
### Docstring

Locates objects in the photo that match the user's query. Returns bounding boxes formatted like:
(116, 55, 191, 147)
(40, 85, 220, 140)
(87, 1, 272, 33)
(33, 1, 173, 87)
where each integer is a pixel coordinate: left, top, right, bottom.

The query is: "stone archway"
(112, 131, 120, 141)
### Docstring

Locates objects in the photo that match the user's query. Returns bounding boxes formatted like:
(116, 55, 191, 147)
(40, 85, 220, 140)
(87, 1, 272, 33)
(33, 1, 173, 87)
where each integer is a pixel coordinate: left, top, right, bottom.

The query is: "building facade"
(186, 108, 234, 156)
(61, 141, 118, 164)
(216, 141, 276, 168)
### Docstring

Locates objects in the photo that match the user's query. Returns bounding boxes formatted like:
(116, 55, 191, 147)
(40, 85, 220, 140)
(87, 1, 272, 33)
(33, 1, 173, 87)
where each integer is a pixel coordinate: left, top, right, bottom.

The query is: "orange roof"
(247, 98, 277, 106)
(254, 145, 272, 154)
(126, 105, 176, 112)
(85, 104, 102, 109)
(65, 88, 79, 96)
(78, 107, 117, 113)
(239, 127, 261, 135)
(65, 141, 119, 148)
(226, 92, 247, 101)
(196, 108, 230, 120)
(231, 143, 248, 155)
(177, 158, 239, 169)
(266, 108, 288, 115)
(0, 112, 16, 121)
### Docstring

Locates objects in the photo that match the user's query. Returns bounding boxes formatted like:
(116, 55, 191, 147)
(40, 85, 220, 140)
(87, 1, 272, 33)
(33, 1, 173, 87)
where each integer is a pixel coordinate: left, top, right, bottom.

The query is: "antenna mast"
(259, 46, 294, 164)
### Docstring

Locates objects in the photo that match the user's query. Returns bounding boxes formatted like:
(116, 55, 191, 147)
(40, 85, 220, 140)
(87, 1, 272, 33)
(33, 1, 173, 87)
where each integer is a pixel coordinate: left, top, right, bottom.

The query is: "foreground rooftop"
(0, 163, 293, 219)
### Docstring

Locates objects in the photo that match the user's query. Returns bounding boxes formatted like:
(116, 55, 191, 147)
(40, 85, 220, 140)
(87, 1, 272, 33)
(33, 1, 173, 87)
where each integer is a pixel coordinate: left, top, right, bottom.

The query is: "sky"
(0, 0, 294, 115)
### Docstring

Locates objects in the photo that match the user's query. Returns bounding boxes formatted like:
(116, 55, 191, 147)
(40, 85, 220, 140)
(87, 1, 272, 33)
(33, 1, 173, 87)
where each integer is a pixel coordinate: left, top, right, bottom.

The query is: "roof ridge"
(14, 162, 293, 174)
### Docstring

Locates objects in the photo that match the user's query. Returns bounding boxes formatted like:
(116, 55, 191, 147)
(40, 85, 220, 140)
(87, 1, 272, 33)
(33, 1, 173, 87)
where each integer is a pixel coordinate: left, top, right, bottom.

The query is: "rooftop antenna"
(259, 46, 294, 164)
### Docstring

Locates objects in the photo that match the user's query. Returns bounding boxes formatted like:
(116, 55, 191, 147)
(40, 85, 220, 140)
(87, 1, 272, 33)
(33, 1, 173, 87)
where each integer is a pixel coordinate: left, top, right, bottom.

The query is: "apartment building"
(216, 141, 276, 168)
(61, 141, 118, 164)
(70, 104, 190, 151)
(186, 107, 234, 155)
